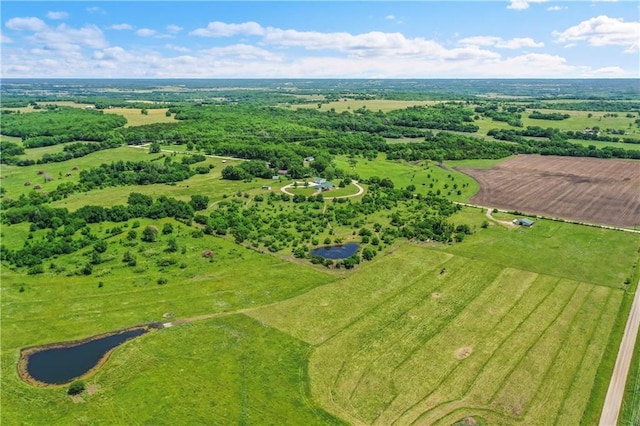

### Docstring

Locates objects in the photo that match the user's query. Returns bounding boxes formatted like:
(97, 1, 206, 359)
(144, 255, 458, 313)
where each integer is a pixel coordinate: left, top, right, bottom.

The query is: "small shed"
(262, 185, 271, 190)
(304, 156, 315, 163)
(513, 218, 535, 227)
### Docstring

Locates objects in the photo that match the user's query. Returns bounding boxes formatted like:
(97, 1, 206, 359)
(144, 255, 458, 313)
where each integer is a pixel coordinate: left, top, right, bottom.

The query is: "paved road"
(599, 278, 640, 426)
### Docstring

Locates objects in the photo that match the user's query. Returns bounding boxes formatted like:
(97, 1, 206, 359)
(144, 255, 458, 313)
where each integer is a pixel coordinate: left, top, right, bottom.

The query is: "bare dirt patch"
(455, 346, 473, 360)
(86, 384, 100, 395)
(70, 395, 85, 404)
(431, 292, 442, 299)
(458, 155, 640, 227)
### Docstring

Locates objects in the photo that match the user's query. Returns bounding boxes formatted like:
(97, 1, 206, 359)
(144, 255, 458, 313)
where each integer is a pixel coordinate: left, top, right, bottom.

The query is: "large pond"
(23, 328, 148, 385)
(310, 242, 360, 259)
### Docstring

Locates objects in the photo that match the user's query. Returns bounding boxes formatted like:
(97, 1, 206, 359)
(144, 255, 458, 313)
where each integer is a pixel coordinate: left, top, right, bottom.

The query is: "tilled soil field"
(458, 155, 640, 228)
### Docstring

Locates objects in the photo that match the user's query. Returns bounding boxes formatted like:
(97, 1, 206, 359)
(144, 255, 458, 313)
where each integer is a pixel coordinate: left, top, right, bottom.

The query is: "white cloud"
(165, 43, 191, 53)
(1, 32, 13, 43)
(6, 17, 48, 32)
(554, 15, 640, 52)
(92, 46, 135, 62)
(136, 28, 156, 37)
(590, 66, 625, 75)
(2, 18, 636, 78)
(86, 7, 105, 14)
(385, 15, 396, 20)
(547, 6, 568, 11)
(166, 24, 183, 34)
(108, 23, 133, 30)
(47, 11, 69, 20)
(201, 44, 283, 61)
(459, 36, 544, 49)
(507, 0, 548, 10)
(263, 28, 460, 59)
(189, 21, 265, 37)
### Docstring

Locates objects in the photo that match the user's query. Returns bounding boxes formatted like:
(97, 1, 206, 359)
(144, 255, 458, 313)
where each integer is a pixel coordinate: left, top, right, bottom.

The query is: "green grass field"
(568, 139, 640, 151)
(297, 99, 442, 113)
(103, 107, 176, 127)
(334, 154, 479, 202)
(2, 314, 344, 425)
(2, 132, 639, 425)
(249, 242, 626, 425)
(444, 208, 639, 288)
(620, 324, 640, 426)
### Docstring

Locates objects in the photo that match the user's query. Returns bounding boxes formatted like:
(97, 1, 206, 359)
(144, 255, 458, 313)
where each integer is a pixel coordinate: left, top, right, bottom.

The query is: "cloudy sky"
(2, 1, 639, 78)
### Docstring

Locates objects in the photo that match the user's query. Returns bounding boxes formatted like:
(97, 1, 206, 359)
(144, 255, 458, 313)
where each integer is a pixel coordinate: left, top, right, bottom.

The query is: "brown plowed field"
(458, 155, 640, 228)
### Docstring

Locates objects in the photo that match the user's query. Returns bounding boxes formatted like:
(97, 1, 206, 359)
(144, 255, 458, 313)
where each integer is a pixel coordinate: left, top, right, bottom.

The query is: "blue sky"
(2, 1, 638, 78)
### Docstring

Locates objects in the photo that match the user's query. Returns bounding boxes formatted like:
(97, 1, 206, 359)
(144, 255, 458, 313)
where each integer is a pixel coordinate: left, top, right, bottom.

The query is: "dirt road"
(599, 279, 640, 426)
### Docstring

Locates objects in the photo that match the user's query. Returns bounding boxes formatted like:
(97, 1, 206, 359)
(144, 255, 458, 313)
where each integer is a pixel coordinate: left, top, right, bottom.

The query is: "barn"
(513, 218, 535, 227)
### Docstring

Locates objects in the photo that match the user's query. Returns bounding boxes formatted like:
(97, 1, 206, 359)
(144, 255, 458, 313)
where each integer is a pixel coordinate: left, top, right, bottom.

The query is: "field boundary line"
(554, 289, 614, 425)
(392, 275, 553, 425)
(522, 285, 596, 419)
(454, 202, 640, 234)
(599, 279, 640, 426)
(487, 281, 582, 404)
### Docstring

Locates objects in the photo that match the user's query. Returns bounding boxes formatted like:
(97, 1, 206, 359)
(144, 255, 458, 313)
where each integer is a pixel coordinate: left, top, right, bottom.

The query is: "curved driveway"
(280, 181, 364, 199)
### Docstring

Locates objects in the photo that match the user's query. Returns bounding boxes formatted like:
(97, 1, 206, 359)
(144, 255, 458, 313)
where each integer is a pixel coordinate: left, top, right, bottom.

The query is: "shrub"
(67, 380, 85, 395)
(157, 277, 168, 285)
(141, 226, 158, 242)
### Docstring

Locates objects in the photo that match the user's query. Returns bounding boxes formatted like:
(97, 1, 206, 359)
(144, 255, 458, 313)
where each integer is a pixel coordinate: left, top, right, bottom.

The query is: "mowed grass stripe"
(462, 278, 578, 406)
(400, 275, 561, 425)
(487, 279, 583, 406)
(318, 258, 502, 423)
(383, 269, 541, 425)
(524, 285, 613, 424)
(555, 289, 623, 425)
(248, 245, 452, 345)
(490, 281, 592, 418)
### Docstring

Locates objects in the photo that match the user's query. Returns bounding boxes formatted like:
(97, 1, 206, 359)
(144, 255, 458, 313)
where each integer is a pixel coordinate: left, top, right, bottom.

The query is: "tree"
(149, 142, 161, 153)
(166, 238, 178, 253)
(67, 380, 85, 395)
(189, 194, 209, 211)
(93, 239, 107, 253)
(162, 223, 174, 234)
(141, 225, 158, 242)
(362, 247, 376, 261)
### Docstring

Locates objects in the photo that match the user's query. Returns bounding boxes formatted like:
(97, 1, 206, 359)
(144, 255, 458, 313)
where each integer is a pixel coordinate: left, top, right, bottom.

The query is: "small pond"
(23, 328, 148, 385)
(311, 242, 360, 259)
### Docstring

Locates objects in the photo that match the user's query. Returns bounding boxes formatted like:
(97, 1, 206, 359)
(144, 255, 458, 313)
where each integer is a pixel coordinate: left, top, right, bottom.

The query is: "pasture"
(249, 243, 627, 425)
(103, 107, 176, 127)
(2, 110, 639, 425)
(333, 154, 479, 202)
(297, 99, 442, 113)
(1, 216, 341, 423)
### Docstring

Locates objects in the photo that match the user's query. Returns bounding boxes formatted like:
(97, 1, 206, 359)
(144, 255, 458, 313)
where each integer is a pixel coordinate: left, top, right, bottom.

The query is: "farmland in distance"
(458, 155, 640, 228)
